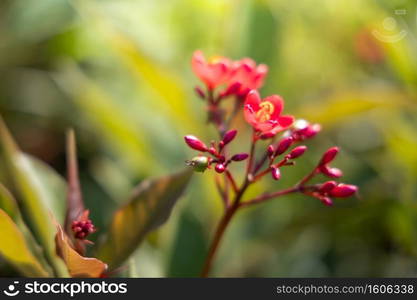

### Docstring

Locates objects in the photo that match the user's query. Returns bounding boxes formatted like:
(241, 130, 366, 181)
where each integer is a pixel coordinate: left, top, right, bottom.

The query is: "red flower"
(71, 210, 96, 241)
(244, 90, 294, 133)
(228, 58, 268, 98)
(192, 50, 233, 90)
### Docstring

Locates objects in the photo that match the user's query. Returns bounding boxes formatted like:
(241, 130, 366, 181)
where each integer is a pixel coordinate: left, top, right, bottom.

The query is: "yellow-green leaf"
(0, 116, 69, 277)
(96, 168, 193, 270)
(0, 183, 54, 276)
(0, 183, 19, 220)
(0, 209, 49, 277)
(55, 224, 107, 278)
(24, 154, 67, 224)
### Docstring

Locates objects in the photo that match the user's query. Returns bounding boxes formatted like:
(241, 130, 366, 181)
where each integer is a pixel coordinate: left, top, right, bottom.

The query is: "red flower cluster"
(186, 50, 358, 210)
(186, 50, 359, 277)
(192, 50, 267, 99)
(71, 210, 96, 241)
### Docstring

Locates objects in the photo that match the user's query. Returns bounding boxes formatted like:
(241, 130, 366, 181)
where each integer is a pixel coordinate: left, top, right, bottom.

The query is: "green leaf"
(0, 209, 49, 277)
(0, 183, 19, 220)
(24, 154, 67, 224)
(0, 116, 69, 277)
(167, 211, 207, 277)
(95, 168, 193, 270)
(0, 183, 54, 276)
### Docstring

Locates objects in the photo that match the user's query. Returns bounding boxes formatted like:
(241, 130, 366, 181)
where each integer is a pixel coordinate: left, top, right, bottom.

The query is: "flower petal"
(278, 115, 295, 128)
(244, 90, 261, 111)
(263, 95, 283, 119)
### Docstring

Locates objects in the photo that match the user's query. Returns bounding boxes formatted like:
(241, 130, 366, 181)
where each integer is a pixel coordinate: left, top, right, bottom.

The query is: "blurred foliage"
(1, 0, 417, 277)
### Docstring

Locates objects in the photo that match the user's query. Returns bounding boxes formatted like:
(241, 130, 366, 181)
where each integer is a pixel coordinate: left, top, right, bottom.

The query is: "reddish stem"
(200, 200, 241, 277)
(252, 157, 289, 182)
(297, 167, 319, 187)
(214, 175, 229, 208)
(252, 167, 271, 182)
(246, 131, 258, 177)
(240, 186, 301, 207)
(225, 170, 239, 194)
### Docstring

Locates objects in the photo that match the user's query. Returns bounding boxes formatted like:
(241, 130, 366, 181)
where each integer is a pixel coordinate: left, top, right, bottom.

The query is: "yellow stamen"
(209, 55, 223, 64)
(256, 101, 274, 122)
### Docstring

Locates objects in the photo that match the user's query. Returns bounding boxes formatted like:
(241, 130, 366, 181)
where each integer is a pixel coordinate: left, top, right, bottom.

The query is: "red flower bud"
(304, 124, 321, 138)
(297, 123, 321, 139)
(329, 184, 357, 198)
(184, 135, 208, 152)
(259, 132, 276, 140)
(267, 145, 275, 156)
(271, 166, 281, 180)
(319, 196, 333, 206)
(71, 210, 96, 240)
(231, 153, 249, 161)
(319, 181, 337, 193)
(320, 147, 339, 165)
(208, 146, 217, 155)
(222, 129, 237, 145)
(275, 136, 293, 155)
(292, 120, 321, 141)
(215, 163, 226, 173)
(320, 165, 343, 178)
(288, 146, 307, 159)
(194, 86, 206, 99)
(217, 156, 226, 163)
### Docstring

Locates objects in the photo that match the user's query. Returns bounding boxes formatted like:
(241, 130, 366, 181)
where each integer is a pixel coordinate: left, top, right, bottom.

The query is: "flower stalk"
(185, 50, 358, 277)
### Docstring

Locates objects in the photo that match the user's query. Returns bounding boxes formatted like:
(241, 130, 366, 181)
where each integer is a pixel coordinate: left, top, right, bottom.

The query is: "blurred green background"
(1, 0, 417, 277)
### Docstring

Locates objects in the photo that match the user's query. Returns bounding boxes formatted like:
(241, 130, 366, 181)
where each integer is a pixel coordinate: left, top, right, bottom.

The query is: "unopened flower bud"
(319, 196, 333, 206)
(259, 132, 276, 140)
(329, 184, 357, 198)
(320, 147, 339, 165)
(292, 120, 321, 141)
(271, 166, 281, 180)
(288, 146, 307, 159)
(319, 181, 337, 193)
(222, 129, 237, 145)
(194, 86, 206, 99)
(267, 145, 275, 156)
(186, 156, 209, 172)
(275, 136, 293, 155)
(320, 165, 343, 178)
(71, 211, 96, 240)
(215, 163, 226, 173)
(231, 153, 249, 161)
(293, 119, 309, 130)
(208, 146, 217, 155)
(303, 124, 321, 138)
(184, 135, 208, 152)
